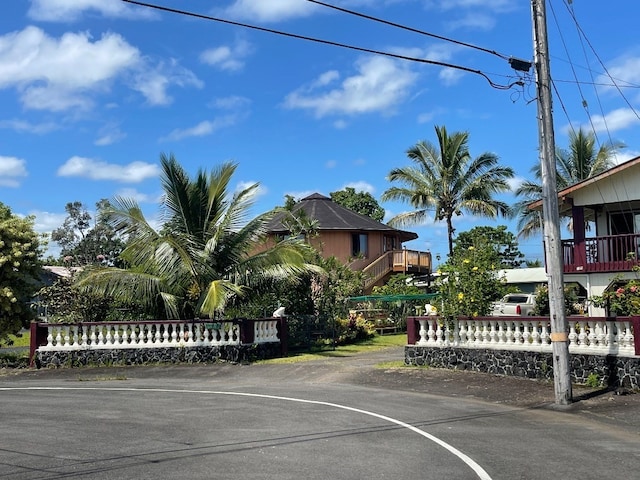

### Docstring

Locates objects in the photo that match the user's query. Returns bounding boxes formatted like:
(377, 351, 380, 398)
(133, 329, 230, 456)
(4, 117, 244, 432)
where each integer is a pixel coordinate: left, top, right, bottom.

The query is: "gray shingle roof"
(265, 193, 418, 242)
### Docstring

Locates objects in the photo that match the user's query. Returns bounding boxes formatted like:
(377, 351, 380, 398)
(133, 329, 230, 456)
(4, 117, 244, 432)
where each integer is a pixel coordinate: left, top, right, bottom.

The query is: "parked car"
(491, 293, 537, 316)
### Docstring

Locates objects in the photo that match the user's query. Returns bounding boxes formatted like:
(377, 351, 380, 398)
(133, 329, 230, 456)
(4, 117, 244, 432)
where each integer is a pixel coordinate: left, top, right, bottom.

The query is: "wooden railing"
(362, 249, 432, 291)
(562, 233, 640, 273)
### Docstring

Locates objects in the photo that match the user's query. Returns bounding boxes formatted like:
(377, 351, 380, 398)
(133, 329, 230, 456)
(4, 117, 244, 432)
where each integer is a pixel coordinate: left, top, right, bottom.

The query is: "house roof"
(265, 193, 418, 242)
(529, 155, 640, 213)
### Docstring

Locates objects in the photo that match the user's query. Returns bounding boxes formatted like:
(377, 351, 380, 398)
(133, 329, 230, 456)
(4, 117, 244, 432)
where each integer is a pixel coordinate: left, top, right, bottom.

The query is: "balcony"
(562, 233, 640, 273)
(362, 249, 431, 291)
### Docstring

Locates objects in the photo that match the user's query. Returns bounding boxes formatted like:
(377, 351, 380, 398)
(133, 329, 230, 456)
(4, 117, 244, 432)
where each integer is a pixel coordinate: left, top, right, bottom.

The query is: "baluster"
(458, 320, 468, 346)
(568, 322, 578, 348)
(105, 326, 113, 345)
(154, 323, 162, 344)
(89, 325, 97, 346)
(113, 326, 120, 345)
(162, 324, 170, 344)
(622, 321, 634, 350)
(435, 321, 443, 346)
(502, 321, 512, 345)
(578, 321, 589, 346)
(530, 322, 540, 346)
(417, 319, 428, 345)
(513, 321, 523, 346)
(489, 322, 498, 346)
(595, 321, 607, 349)
(47, 328, 54, 347)
(171, 323, 178, 345)
(97, 327, 105, 346)
(522, 322, 532, 346)
(81, 326, 88, 347)
(427, 319, 436, 344)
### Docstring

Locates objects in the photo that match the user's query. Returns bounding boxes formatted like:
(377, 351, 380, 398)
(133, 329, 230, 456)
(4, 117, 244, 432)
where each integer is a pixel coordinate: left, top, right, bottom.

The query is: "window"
(352, 233, 368, 257)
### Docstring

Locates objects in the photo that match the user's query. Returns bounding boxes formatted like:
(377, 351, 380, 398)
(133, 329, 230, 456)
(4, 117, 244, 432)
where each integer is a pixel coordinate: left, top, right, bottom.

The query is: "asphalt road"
(1, 347, 639, 480)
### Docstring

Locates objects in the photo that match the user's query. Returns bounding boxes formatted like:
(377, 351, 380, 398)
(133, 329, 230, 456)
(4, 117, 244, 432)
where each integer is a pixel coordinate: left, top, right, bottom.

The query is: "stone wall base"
(35, 343, 282, 369)
(405, 346, 640, 390)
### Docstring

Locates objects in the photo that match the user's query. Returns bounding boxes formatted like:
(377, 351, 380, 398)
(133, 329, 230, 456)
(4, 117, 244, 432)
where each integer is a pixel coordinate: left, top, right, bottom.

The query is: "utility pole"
(531, 0, 573, 404)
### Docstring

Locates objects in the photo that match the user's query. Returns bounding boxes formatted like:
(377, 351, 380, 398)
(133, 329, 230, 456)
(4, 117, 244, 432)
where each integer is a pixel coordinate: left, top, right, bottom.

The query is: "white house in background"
(498, 267, 547, 294)
(529, 155, 640, 316)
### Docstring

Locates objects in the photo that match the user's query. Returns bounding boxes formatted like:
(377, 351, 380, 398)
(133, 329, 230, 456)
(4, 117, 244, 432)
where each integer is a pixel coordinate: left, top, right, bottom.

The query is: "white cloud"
(200, 39, 254, 72)
(598, 53, 640, 94)
(161, 115, 242, 142)
(427, 0, 516, 11)
(0, 156, 28, 187)
(439, 67, 465, 86)
(446, 13, 496, 31)
(114, 188, 162, 204)
(131, 59, 203, 106)
(342, 181, 375, 194)
(0, 27, 140, 111)
(57, 156, 161, 182)
(222, 0, 318, 22)
(0, 119, 59, 134)
(585, 108, 640, 134)
(283, 56, 418, 118)
(211, 95, 251, 110)
(95, 123, 126, 146)
(28, 0, 157, 22)
(0, 26, 200, 111)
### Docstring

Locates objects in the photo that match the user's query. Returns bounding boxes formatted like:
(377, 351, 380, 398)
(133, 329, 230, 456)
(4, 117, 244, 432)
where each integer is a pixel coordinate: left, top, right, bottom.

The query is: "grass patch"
(259, 333, 407, 364)
(0, 330, 30, 348)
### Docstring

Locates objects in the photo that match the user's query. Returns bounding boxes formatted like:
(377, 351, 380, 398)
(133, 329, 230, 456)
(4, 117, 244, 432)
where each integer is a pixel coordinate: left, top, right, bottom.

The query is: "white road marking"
(1, 386, 493, 479)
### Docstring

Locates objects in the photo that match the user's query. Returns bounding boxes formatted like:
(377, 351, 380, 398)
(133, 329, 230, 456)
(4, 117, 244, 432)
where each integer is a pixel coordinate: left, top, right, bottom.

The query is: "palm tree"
(77, 153, 321, 319)
(515, 128, 625, 238)
(382, 125, 515, 256)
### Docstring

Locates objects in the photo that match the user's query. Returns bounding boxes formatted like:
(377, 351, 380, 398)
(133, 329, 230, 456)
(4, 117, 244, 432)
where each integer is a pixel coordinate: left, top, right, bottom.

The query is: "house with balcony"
(530, 156, 640, 316)
(261, 193, 431, 292)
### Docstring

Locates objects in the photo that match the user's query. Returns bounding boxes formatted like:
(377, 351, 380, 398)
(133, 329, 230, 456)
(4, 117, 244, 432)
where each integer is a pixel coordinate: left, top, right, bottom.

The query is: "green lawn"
(0, 330, 30, 348)
(259, 332, 408, 364)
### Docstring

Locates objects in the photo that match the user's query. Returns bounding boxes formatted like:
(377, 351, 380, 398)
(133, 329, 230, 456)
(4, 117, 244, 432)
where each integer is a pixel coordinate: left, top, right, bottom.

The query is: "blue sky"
(2, 1, 639, 265)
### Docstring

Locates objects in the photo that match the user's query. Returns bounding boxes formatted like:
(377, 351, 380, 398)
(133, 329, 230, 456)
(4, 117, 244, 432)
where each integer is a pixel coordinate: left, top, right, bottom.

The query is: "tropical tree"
(0, 202, 44, 342)
(76, 154, 322, 319)
(330, 187, 385, 222)
(382, 125, 514, 256)
(515, 128, 624, 238)
(454, 225, 525, 269)
(52, 199, 125, 266)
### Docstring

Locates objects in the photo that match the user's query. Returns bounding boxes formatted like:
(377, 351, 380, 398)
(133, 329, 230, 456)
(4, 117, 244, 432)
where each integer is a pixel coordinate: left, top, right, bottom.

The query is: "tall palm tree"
(77, 153, 321, 319)
(382, 125, 515, 256)
(515, 128, 625, 238)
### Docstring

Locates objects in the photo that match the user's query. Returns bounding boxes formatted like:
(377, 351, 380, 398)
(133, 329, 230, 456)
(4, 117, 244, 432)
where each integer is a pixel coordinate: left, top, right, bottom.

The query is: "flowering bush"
(532, 283, 581, 316)
(334, 314, 376, 344)
(591, 272, 640, 315)
(436, 245, 506, 319)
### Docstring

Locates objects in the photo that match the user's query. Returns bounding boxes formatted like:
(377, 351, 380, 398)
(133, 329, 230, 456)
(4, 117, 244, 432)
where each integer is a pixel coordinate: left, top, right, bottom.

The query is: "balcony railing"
(562, 233, 640, 273)
(362, 249, 431, 290)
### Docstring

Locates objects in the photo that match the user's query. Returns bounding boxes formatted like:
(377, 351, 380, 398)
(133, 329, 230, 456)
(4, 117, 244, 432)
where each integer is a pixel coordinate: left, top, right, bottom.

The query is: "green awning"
(347, 293, 439, 303)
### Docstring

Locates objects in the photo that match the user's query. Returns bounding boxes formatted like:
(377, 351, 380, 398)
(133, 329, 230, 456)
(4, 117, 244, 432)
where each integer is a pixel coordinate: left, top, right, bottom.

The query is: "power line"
(121, 0, 521, 91)
(305, 0, 511, 61)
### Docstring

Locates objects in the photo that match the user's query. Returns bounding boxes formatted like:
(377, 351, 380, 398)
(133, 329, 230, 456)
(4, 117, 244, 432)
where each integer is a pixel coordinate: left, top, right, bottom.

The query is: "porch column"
(573, 204, 587, 270)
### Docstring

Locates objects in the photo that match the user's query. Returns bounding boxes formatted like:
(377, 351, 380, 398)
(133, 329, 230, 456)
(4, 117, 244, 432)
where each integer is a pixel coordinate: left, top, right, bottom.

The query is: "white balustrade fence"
(34, 319, 281, 353)
(411, 316, 638, 357)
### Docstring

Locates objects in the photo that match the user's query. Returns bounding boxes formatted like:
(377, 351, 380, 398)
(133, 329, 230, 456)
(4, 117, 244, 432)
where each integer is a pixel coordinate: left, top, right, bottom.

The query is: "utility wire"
(305, 0, 511, 60)
(548, 0, 600, 142)
(121, 0, 521, 91)
(561, 0, 640, 123)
